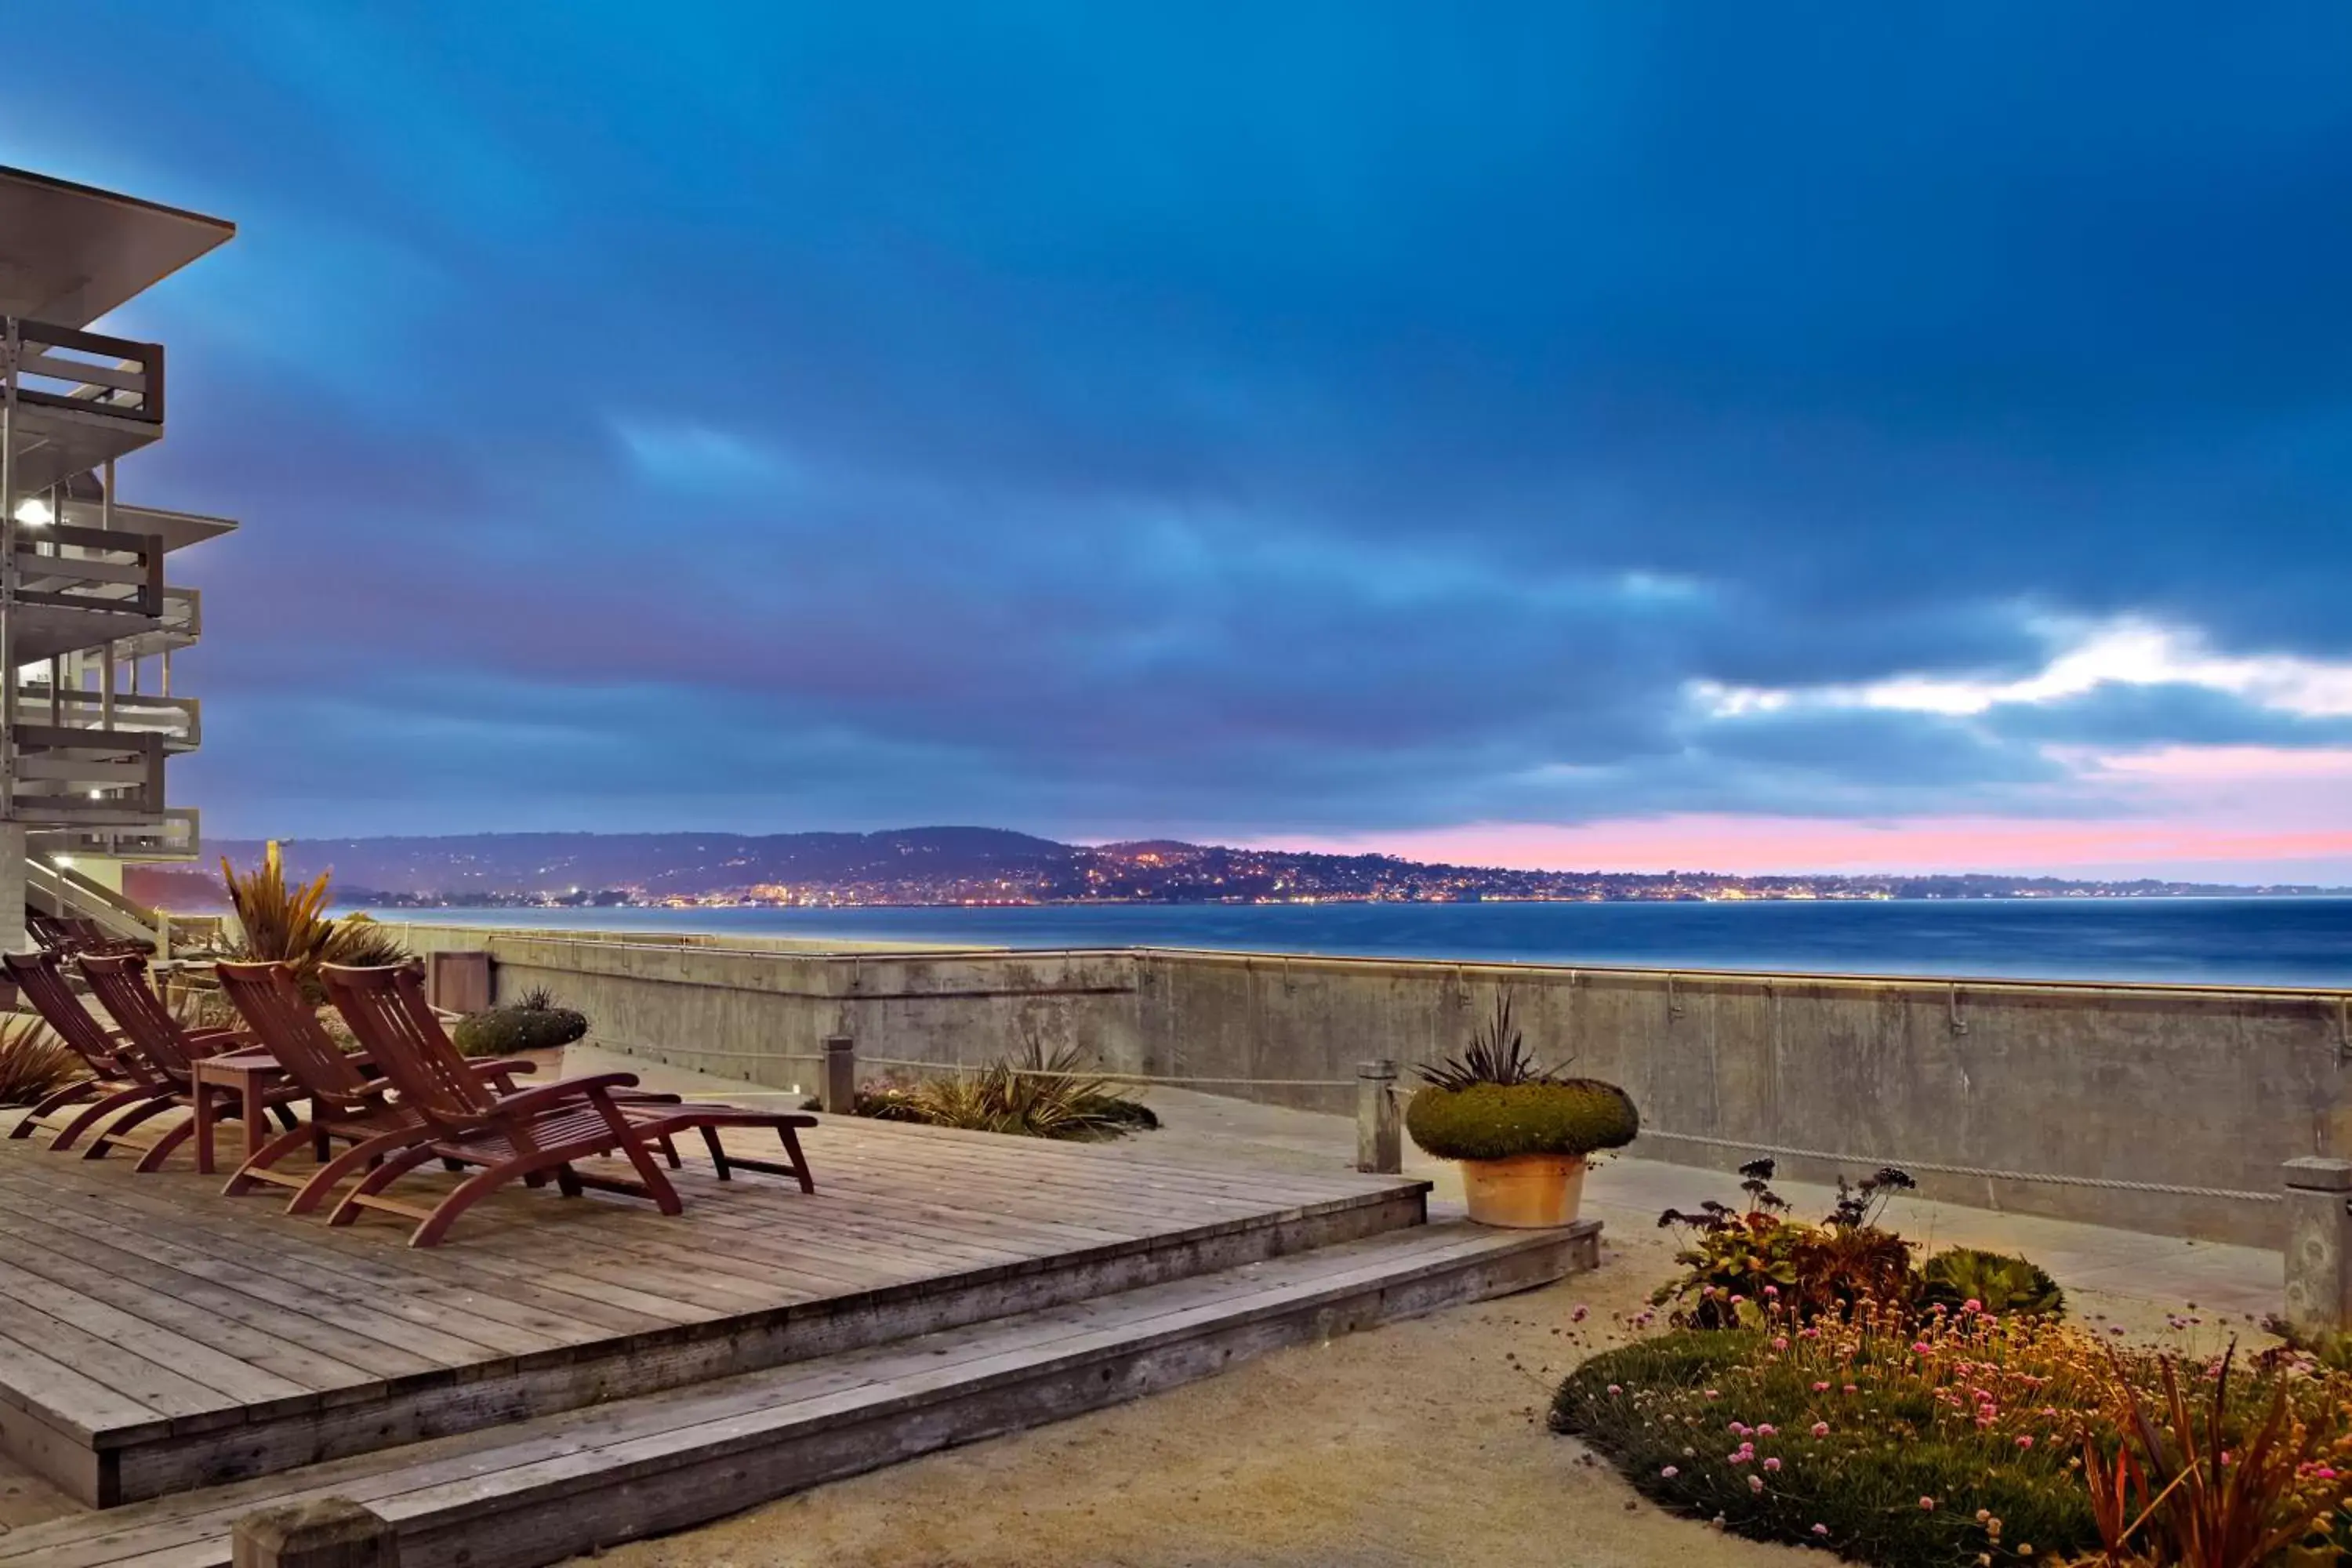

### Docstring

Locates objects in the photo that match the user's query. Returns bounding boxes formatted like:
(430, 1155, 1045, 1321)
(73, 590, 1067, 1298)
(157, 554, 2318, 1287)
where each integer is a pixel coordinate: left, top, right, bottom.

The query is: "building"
(0, 165, 235, 950)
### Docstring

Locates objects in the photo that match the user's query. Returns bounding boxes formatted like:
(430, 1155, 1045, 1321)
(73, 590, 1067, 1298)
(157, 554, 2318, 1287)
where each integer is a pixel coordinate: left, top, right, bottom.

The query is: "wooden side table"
(191, 1049, 292, 1175)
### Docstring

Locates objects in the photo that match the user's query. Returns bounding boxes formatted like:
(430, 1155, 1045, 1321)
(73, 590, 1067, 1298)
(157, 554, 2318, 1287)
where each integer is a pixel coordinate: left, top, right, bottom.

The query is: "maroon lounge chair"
(212, 959, 535, 1213)
(317, 961, 815, 1246)
(3, 950, 171, 1150)
(70, 952, 303, 1171)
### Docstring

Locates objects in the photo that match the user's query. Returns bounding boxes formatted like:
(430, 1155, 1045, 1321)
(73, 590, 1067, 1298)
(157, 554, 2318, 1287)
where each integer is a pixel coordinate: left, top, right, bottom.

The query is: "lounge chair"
(317, 961, 816, 1247)
(3, 950, 172, 1149)
(212, 959, 536, 1213)
(68, 952, 304, 1171)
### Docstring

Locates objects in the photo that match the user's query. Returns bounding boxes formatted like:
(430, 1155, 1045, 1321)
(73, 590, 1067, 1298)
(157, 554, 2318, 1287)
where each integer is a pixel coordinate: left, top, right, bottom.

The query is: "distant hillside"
(118, 827, 2336, 909)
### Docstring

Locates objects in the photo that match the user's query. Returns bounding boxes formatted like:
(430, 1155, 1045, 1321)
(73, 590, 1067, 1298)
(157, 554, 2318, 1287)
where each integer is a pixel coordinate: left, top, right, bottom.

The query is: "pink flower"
(1811, 1381, 1831, 1392)
(1919, 1497, 1937, 1512)
(1606, 1384, 1623, 1396)
(1771, 1336, 1790, 1351)
(2016, 1435, 2034, 1449)
(1843, 1383, 1858, 1395)
(1573, 1305, 1588, 1323)
(1763, 1457, 1781, 1472)
(1763, 1284, 1779, 1297)
(1705, 1388, 1721, 1399)
(1963, 1298, 1983, 1313)
(1661, 1465, 1679, 1479)
(2314, 1465, 2339, 1480)
(1811, 1421, 1830, 1437)
(1730, 1422, 1750, 1436)
(1911, 1341, 1933, 1355)
(1756, 1424, 1777, 1437)
(1811, 1524, 1829, 1537)
(1748, 1474, 1765, 1494)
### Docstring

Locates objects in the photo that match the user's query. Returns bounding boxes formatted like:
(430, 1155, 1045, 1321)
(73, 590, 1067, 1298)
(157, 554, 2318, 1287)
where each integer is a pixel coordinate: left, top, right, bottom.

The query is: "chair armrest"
(470, 1056, 539, 1093)
(488, 1071, 642, 1120)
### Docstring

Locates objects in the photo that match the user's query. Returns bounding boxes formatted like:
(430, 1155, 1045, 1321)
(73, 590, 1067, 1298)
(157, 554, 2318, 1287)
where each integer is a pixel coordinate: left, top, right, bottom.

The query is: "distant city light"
(13, 498, 53, 526)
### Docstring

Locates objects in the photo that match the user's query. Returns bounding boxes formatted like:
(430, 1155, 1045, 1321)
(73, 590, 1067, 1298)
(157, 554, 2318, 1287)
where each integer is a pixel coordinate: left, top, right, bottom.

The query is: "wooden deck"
(0, 1110, 1428, 1507)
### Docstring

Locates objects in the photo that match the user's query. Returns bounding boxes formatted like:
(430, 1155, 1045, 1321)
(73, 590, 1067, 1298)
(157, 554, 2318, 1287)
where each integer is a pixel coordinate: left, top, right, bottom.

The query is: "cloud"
(10, 2, 2351, 872)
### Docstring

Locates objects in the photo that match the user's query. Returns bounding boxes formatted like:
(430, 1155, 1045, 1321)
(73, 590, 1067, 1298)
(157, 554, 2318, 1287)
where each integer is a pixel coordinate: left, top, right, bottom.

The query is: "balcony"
(6, 517, 167, 661)
(9, 684, 198, 750)
(4, 318, 165, 495)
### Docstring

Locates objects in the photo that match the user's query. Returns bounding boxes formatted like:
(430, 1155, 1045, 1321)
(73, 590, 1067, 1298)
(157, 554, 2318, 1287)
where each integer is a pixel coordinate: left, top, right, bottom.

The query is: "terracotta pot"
(1460, 1152, 1586, 1228)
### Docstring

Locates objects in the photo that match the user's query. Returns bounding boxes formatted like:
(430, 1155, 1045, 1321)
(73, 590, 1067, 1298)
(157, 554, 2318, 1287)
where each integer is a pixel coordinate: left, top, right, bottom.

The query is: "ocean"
(370, 896, 2352, 989)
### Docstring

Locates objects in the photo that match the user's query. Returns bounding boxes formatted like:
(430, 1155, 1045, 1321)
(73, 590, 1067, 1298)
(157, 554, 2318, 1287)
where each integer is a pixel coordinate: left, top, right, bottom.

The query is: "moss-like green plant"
(1918, 1246, 2065, 1319)
(452, 1004, 590, 1058)
(1403, 1078, 1639, 1162)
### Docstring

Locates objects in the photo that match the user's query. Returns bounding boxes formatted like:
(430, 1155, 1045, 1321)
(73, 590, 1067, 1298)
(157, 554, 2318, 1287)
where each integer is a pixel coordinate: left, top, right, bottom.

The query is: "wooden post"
(1357, 1058, 1400, 1174)
(821, 1034, 856, 1114)
(2284, 1156, 2352, 1338)
(232, 1497, 398, 1567)
(426, 951, 492, 1014)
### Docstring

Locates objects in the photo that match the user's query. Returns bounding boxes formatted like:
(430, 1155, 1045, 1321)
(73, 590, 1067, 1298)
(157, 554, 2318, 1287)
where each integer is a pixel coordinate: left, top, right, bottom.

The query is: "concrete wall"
(390, 922, 2352, 1245)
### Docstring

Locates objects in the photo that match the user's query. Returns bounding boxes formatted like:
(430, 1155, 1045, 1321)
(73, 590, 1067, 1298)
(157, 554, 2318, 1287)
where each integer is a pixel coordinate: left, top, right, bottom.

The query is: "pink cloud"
(1256, 746, 2352, 882)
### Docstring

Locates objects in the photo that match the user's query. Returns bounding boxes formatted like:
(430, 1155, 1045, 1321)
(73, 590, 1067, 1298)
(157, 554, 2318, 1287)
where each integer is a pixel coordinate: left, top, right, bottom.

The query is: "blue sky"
(11, 4, 2352, 878)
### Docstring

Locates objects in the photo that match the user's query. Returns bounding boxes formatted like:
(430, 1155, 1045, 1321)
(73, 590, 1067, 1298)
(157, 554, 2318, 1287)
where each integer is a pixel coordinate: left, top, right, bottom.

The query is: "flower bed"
(1554, 1296, 2352, 1566)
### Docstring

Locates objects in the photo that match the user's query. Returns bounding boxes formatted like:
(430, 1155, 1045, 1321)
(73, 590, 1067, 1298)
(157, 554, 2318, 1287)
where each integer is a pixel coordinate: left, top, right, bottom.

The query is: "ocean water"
(372, 897, 2352, 989)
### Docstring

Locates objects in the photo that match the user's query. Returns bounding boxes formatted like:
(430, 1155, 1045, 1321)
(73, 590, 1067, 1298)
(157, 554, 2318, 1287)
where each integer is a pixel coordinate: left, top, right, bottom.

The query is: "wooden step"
(2, 1218, 1597, 1568)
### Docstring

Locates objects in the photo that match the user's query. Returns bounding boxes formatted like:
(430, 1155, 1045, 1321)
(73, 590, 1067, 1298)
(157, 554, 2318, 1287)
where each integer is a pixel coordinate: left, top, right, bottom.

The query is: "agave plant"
(0, 1013, 82, 1106)
(220, 840, 406, 994)
(1415, 991, 1568, 1089)
(1919, 1245, 2067, 1319)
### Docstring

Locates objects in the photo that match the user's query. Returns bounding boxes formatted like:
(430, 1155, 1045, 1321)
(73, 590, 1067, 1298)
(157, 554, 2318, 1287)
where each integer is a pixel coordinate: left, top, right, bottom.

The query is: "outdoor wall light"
(12, 498, 53, 526)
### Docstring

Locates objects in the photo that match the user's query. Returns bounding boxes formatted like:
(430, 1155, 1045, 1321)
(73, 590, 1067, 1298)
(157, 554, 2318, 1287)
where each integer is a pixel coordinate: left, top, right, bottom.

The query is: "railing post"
(822, 1034, 857, 1115)
(1357, 1058, 1400, 1174)
(231, 1497, 397, 1567)
(2282, 1156, 2352, 1338)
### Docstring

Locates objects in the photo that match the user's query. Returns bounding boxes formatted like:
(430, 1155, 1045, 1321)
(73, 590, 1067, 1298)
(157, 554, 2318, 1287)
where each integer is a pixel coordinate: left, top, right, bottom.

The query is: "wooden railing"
(7, 318, 163, 423)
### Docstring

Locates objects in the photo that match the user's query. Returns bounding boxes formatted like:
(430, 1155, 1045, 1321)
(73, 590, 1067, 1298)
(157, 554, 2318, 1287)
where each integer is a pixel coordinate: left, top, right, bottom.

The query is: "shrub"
(0, 1013, 82, 1106)
(1404, 1079, 1639, 1162)
(1653, 1160, 1922, 1327)
(1556, 1292, 2352, 1565)
(452, 1004, 589, 1057)
(1405, 989, 1637, 1162)
(819, 1044, 1157, 1141)
(1919, 1247, 2065, 1321)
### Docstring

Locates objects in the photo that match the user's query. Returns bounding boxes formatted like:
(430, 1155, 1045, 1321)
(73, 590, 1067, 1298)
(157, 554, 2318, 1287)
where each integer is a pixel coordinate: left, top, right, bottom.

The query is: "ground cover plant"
(1558, 1164, 2352, 1565)
(829, 1040, 1157, 1141)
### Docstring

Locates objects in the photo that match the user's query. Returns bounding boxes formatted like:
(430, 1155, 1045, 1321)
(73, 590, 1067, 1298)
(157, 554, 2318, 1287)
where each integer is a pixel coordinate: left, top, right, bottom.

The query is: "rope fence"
(1628, 1128, 2281, 1203)
(606, 1040, 2278, 1204)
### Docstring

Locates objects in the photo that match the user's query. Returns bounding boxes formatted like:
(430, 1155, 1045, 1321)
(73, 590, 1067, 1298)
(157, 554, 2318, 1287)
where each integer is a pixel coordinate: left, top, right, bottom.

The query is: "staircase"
(0, 1217, 1598, 1567)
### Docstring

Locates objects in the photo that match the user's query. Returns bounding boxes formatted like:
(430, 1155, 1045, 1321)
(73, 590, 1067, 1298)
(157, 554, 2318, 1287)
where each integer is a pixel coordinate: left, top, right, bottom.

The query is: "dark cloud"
(1980, 683, 2352, 750)
(10, 2, 2347, 838)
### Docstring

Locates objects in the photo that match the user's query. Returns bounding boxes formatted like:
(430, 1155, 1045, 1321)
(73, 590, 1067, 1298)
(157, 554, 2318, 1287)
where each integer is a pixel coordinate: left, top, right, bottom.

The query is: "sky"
(9, 3, 2352, 882)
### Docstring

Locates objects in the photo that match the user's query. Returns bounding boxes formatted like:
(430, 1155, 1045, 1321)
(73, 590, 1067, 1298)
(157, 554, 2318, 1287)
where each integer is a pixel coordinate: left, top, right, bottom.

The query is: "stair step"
(2, 1218, 1596, 1568)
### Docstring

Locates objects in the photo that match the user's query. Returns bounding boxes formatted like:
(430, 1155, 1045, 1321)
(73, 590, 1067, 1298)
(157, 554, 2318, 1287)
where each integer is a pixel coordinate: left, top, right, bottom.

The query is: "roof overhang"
(0, 165, 234, 327)
(58, 499, 238, 554)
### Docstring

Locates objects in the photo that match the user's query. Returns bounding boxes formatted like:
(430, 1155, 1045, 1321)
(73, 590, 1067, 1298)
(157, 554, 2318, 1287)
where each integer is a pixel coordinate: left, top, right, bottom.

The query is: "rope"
(859, 1055, 1353, 1088)
(1634, 1129, 2281, 1203)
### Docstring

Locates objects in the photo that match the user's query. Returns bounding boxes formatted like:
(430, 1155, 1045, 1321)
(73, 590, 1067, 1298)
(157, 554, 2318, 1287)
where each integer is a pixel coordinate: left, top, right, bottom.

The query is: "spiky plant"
(1415, 990, 1568, 1089)
(0, 1013, 82, 1105)
(220, 840, 406, 994)
(896, 1041, 1152, 1141)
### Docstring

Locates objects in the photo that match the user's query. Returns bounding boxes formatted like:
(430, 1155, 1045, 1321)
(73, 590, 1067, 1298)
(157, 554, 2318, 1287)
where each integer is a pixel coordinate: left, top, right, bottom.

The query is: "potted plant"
(1404, 993, 1638, 1228)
